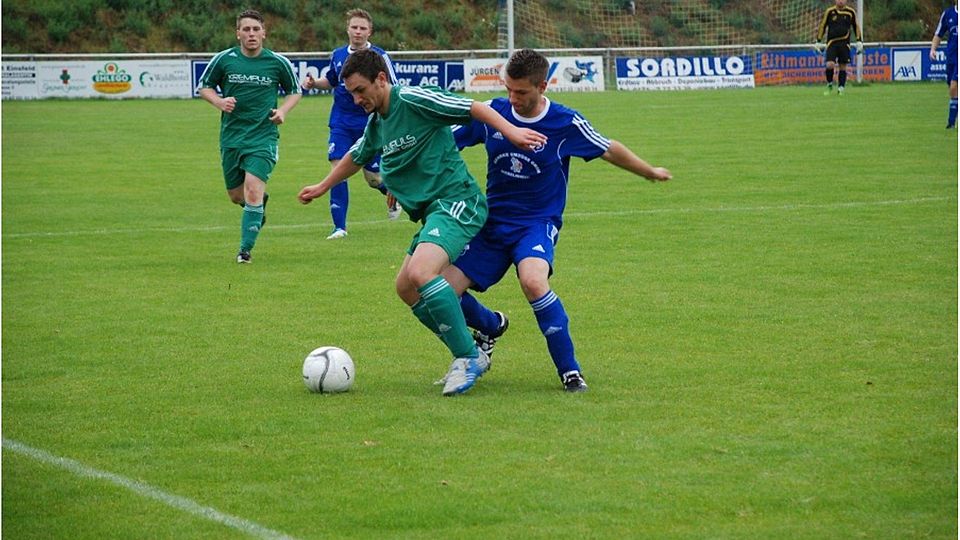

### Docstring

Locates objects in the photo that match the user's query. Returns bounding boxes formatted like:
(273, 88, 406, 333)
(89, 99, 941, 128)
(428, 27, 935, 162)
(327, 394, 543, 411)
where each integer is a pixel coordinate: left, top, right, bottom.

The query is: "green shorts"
(406, 193, 488, 262)
(220, 145, 278, 190)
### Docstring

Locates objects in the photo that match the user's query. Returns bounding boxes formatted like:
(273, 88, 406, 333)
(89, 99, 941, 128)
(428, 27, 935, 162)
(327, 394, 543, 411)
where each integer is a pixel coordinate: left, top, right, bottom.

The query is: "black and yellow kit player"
(815, 0, 863, 95)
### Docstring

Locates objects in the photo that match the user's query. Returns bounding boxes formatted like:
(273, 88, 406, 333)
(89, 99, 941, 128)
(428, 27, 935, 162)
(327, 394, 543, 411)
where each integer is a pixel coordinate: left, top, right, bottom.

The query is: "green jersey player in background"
(298, 49, 547, 396)
(199, 9, 302, 263)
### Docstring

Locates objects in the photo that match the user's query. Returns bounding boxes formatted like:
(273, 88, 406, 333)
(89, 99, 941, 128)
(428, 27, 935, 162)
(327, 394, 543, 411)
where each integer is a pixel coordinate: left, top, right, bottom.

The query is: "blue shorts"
(328, 126, 380, 173)
(947, 59, 958, 84)
(453, 220, 560, 292)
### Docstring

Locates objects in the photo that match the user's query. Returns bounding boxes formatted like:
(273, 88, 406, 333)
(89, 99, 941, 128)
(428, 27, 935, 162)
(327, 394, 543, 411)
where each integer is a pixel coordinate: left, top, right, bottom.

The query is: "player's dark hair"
(346, 8, 373, 28)
(236, 9, 265, 29)
(506, 48, 549, 86)
(341, 48, 387, 83)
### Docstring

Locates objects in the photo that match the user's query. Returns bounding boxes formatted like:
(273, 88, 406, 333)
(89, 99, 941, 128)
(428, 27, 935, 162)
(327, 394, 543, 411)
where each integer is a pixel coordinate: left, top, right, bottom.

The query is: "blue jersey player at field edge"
(444, 49, 672, 392)
(302, 8, 401, 239)
(930, 0, 958, 128)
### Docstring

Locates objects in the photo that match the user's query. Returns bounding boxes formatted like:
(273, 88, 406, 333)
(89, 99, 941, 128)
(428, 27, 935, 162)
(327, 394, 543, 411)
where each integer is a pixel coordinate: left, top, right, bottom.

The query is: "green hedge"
(0, 0, 950, 54)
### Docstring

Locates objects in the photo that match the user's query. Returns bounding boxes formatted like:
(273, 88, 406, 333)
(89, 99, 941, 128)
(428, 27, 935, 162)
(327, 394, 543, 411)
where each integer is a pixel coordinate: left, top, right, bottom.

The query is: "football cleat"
(326, 228, 348, 240)
(387, 201, 402, 221)
(473, 311, 509, 359)
(236, 251, 252, 264)
(561, 371, 588, 393)
(837, 86, 845, 95)
(436, 348, 490, 386)
(441, 351, 488, 396)
(823, 84, 832, 96)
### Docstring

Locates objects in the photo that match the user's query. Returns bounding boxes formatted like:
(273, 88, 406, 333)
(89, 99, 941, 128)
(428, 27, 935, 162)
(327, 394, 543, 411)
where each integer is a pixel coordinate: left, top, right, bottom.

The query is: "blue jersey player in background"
(303, 8, 400, 239)
(930, 0, 958, 128)
(443, 49, 672, 392)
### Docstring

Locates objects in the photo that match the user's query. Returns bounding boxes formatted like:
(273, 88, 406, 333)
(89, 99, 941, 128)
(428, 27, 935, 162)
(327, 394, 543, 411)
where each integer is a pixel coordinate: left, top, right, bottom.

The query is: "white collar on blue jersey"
(347, 43, 372, 53)
(511, 97, 551, 124)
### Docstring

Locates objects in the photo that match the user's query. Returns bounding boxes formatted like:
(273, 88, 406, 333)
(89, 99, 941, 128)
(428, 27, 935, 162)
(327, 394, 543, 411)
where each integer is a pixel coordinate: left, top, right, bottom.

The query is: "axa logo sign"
(892, 50, 922, 81)
(896, 66, 918, 80)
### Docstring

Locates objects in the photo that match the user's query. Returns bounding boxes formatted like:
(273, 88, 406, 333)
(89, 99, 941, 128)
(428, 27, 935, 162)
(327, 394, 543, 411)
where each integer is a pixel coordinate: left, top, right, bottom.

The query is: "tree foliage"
(0, 0, 948, 54)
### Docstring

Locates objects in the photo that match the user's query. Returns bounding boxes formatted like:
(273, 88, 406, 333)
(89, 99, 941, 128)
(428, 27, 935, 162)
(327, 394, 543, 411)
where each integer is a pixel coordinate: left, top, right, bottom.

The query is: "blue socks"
(460, 289, 580, 376)
(329, 182, 349, 231)
(460, 291, 580, 375)
(460, 292, 502, 336)
(531, 291, 580, 377)
(949, 98, 957, 127)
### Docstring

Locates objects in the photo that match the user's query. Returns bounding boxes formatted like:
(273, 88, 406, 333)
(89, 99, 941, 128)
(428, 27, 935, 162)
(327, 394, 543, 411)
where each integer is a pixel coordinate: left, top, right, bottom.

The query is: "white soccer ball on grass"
(302, 346, 355, 393)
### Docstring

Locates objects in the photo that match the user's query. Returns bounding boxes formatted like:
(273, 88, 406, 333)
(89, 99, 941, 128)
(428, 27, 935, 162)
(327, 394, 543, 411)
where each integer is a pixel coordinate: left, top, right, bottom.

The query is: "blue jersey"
(323, 43, 397, 131)
(453, 97, 610, 229)
(935, 6, 958, 59)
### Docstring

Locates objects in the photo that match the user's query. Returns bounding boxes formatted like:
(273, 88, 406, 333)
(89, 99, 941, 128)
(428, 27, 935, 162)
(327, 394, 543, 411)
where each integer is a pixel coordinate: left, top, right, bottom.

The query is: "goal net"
(498, 0, 824, 49)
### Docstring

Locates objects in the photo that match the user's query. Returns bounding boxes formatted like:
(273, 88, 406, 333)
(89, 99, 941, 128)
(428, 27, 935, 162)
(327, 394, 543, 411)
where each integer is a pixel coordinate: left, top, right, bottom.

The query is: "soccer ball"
(302, 346, 355, 393)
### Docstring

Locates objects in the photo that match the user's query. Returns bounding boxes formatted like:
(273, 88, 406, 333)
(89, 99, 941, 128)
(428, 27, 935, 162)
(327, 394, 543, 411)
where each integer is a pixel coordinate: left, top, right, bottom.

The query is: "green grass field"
(3, 83, 957, 539)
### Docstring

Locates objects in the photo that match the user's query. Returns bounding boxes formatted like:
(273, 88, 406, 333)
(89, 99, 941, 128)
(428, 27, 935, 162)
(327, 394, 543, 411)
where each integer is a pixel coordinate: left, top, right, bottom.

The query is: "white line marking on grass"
(564, 196, 954, 219)
(3, 196, 952, 239)
(2, 216, 394, 239)
(2, 438, 299, 540)
(2, 221, 330, 239)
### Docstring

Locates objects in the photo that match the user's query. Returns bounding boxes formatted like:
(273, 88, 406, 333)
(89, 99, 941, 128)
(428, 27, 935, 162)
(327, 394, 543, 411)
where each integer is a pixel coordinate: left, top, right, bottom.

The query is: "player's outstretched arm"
(469, 101, 547, 150)
(298, 155, 363, 204)
(601, 140, 672, 182)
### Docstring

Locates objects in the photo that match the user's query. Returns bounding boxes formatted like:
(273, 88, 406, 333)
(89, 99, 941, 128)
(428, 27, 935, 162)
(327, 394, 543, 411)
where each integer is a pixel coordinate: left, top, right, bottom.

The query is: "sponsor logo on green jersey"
(227, 73, 276, 86)
(382, 135, 416, 156)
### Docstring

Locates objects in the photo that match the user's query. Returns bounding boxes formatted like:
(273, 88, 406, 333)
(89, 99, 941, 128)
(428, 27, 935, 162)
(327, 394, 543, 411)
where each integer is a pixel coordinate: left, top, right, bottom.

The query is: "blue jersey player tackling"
(930, 0, 958, 128)
(443, 49, 672, 392)
(303, 8, 401, 239)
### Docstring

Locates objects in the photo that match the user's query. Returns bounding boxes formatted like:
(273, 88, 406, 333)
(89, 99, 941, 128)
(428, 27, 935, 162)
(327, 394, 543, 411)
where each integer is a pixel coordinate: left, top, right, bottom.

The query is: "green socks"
(240, 203, 264, 252)
(412, 276, 477, 358)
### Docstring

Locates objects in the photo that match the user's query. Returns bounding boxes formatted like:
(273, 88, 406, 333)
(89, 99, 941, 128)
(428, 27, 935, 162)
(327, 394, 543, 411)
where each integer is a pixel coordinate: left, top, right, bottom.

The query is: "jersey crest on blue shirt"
(453, 97, 612, 228)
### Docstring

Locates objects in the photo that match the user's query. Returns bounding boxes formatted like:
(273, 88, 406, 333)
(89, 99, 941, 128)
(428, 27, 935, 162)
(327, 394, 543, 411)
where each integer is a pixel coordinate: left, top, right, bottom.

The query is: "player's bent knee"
(519, 277, 550, 302)
(405, 267, 439, 290)
(395, 273, 421, 306)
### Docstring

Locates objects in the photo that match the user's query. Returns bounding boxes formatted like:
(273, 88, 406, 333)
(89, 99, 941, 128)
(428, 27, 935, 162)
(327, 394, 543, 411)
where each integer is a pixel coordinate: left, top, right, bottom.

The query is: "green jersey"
(350, 85, 481, 222)
(199, 47, 301, 149)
